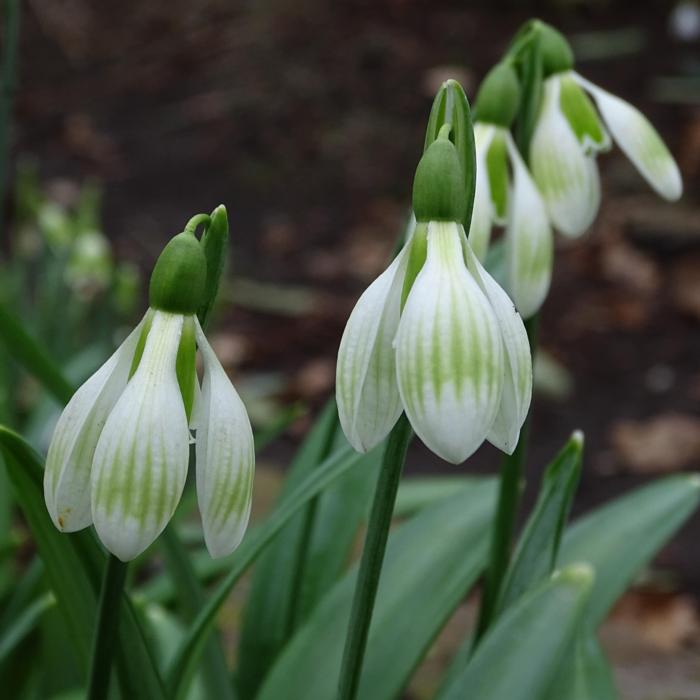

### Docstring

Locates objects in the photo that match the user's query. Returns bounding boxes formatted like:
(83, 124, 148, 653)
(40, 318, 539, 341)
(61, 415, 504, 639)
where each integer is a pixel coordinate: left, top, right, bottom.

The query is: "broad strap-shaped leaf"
(438, 564, 593, 700)
(396, 221, 503, 463)
(166, 444, 365, 700)
(544, 632, 618, 700)
(256, 481, 497, 700)
(236, 402, 339, 698)
(573, 72, 682, 202)
(558, 473, 700, 628)
(496, 432, 582, 615)
(0, 427, 166, 699)
(530, 75, 601, 237)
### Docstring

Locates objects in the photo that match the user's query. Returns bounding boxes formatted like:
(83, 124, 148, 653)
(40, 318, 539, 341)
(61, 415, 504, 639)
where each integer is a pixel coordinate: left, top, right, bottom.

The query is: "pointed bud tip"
(554, 562, 595, 588)
(148, 231, 207, 314)
(571, 429, 584, 448)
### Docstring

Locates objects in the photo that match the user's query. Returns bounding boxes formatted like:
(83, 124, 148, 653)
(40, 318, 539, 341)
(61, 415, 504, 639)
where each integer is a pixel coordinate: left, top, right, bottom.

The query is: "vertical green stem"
(87, 555, 128, 700)
(337, 415, 412, 700)
(475, 314, 539, 641)
(0, 0, 20, 234)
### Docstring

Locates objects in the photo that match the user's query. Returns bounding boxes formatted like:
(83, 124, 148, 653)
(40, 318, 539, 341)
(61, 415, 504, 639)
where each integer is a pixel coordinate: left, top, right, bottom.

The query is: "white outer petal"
(91, 311, 189, 561)
(335, 241, 411, 452)
(395, 222, 504, 464)
(504, 134, 553, 319)
(530, 76, 601, 237)
(573, 72, 683, 201)
(468, 123, 497, 261)
(194, 318, 255, 558)
(44, 318, 144, 532)
(462, 236, 533, 454)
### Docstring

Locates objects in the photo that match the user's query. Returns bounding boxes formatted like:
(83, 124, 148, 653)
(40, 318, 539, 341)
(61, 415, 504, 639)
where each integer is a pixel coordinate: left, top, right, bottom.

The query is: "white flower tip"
(571, 429, 585, 449)
(204, 517, 249, 558)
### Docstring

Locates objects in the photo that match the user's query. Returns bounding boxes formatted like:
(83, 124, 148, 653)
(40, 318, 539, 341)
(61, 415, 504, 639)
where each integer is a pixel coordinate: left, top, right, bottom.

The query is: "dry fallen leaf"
(611, 413, 700, 473)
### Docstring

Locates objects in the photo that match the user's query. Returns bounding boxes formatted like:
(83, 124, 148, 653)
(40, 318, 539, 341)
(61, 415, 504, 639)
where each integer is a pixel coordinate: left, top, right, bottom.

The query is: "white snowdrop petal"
(395, 221, 504, 464)
(468, 123, 496, 261)
(91, 311, 189, 561)
(463, 236, 533, 455)
(194, 319, 254, 558)
(574, 73, 682, 201)
(530, 76, 601, 237)
(504, 135, 553, 319)
(44, 317, 145, 532)
(335, 241, 411, 452)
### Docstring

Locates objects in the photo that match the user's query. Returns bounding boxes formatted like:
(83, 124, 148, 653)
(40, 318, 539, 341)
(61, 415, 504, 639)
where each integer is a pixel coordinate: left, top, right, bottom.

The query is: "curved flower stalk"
(530, 24, 682, 237)
(336, 131, 532, 464)
(45, 220, 254, 561)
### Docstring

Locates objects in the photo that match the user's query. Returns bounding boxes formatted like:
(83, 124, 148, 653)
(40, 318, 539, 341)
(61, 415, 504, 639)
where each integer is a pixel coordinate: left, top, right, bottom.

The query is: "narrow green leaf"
(497, 431, 582, 613)
(295, 430, 382, 622)
(439, 564, 593, 700)
(514, 29, 544, 158)
(257, 481, 497, 700)
(0, 427, 166, 700)
(160, 528, 234, 700)
(0, 303, 73, 404)
(237, 400, 339, 697)
(558, 473, 700, 628)
(545, 632, 618, 700)
(165, 443, 364, 700)
(0, 592, 54, 663)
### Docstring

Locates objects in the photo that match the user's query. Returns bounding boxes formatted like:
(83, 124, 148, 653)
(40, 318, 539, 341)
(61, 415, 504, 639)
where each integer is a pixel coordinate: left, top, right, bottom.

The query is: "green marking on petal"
(559, 74, 609, 153)
(486, 131, 509, 222)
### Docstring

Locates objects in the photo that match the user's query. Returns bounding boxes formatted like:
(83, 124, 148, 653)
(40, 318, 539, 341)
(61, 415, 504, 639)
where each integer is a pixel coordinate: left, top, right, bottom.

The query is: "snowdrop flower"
(44, 215, 254, 561)
(336, 131, 532, 463)
(530, 24, 682, 237)
(470, 63, 553, 319)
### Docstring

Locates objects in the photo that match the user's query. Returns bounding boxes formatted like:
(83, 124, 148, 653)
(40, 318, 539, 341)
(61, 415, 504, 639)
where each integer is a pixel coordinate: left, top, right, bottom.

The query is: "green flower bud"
(412, 127, 467, 223)
(538, 23, 574, 76)
(148, 231, 207, 314)
(474, 63, 521, 128)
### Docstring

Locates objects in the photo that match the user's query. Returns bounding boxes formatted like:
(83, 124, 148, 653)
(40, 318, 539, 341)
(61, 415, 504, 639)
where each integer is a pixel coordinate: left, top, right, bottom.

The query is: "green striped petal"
(44, 318, 144, 532)
(336, 241, 411, 453)
(194, 318, 255, 558)
(468, 122, 496, 261)
(463, 236, 532, 455)
(504, 134, 553, 319)
(91, 310, 189, 561)
(531, 76, 601, 237)
(559, 72, 610, 154)
(574, 72, 683, 201)
(486, 129, 510, 224)
(396, 221, 504, 464)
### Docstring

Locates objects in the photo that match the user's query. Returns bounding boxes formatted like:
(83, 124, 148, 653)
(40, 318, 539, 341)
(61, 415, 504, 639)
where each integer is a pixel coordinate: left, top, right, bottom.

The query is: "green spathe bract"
(412, 132, 467, 223)
(149, 231, 207, 314)
(538, 22, 574, 76)
(474, 63, 521, 128)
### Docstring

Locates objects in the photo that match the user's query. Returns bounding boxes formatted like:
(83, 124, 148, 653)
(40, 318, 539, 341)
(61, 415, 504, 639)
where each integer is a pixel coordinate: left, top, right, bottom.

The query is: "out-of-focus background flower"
(2, 1, 699, 696)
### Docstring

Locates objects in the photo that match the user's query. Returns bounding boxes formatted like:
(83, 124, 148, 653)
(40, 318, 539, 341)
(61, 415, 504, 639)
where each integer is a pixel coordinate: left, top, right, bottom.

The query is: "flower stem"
(474, 313, 539, 642)
(337, 414, 412, 700)
(184, 213, 211, 235)
(87, 554, 128, 700)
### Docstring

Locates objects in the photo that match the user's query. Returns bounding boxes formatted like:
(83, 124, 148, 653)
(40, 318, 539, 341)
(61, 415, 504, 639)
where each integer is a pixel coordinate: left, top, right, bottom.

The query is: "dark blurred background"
(2, 1, 700, 695)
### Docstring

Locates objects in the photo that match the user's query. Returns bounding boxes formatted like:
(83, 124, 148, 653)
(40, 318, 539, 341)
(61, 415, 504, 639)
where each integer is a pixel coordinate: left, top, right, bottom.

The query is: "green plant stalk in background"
(337, 415, 412, 700)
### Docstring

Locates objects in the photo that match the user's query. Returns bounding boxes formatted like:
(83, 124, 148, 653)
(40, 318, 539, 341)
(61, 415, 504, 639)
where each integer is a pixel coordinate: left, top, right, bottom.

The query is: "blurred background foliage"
(1, 0, 700, 697)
